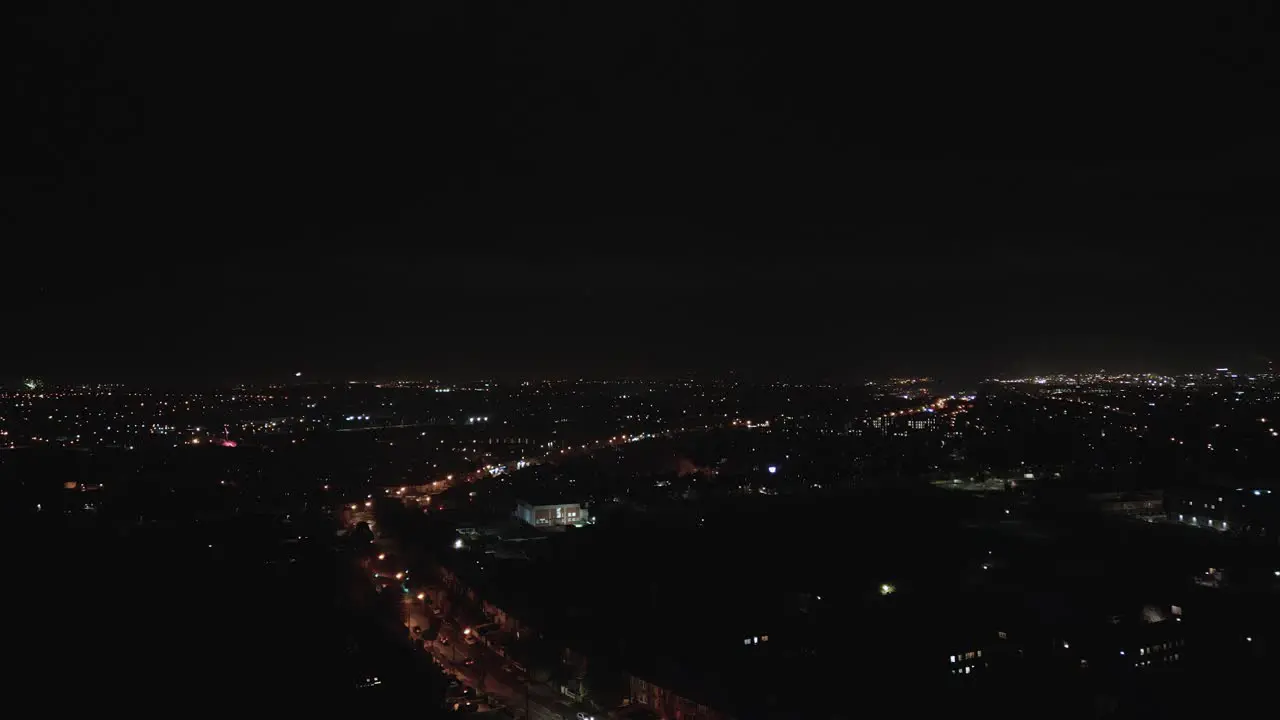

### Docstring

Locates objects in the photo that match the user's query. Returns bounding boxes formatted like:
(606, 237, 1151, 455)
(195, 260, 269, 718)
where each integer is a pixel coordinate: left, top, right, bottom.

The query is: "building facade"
(515, 500, 588, 527)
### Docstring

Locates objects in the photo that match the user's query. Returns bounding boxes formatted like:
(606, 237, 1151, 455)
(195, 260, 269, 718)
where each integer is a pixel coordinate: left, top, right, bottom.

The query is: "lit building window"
(950, 655, 956, 663)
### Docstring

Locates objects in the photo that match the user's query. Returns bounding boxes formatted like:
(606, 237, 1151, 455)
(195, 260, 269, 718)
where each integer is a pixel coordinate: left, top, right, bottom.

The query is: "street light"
(377, 553, 386, 560)
(417, 592, 426, 600)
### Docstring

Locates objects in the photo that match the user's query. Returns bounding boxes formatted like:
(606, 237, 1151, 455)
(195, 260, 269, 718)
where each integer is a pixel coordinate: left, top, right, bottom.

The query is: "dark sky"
(4, 3, 1277, 382)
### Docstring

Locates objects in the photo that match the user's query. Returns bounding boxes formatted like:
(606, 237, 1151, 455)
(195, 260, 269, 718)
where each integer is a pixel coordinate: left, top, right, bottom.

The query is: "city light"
(879, 583, 896, 595)
(377, 553, 385, 560)
(417, 592, 426, 600)
(454, 538, 464, 549)
(767, 465, 777, 474)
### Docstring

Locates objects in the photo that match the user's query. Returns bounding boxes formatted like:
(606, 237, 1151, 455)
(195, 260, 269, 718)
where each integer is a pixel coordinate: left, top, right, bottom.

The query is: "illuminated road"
(429, 418, 761, 496)
(335, 421, 441, 432)
(353, 418, 766, 714)
(366, 538, 578, 718)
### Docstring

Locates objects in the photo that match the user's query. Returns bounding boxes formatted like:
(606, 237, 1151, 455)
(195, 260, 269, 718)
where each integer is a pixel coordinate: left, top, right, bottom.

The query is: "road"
(345, 420, 756, 714)
(428, 418, 752, 497)
(368, 538, 585, 719)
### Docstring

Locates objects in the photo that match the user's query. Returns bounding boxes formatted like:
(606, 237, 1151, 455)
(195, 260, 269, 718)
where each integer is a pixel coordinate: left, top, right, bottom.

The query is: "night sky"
(5, 4, 1277, 382)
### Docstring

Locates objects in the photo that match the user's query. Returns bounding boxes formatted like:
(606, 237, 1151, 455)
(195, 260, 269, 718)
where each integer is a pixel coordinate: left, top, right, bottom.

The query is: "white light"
(454, 538, 464, 549)
(767, 465, 777, 474)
